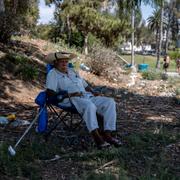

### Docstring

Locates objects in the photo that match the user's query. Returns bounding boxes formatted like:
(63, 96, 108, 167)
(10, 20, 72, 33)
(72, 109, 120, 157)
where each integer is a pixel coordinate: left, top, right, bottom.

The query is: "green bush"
(6, 52, 39, 80)
(175, 88, 180, 96)
(88, 33, 102, 50)
(70, 31, 84, 48)
(169, 50, 180, 60)
(85, 172, 119, 180)
(6, 52, 28, 64)
(0, 143, 40, 179)
(33, 24, 52, 40)
(141, 70, 162, 80)
(20, 65, 39, 80)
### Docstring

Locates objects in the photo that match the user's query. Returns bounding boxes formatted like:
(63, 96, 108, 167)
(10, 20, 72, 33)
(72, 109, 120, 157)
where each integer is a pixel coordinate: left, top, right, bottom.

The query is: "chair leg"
(46, 105, 85, 141)
(44, 112, 69, 140)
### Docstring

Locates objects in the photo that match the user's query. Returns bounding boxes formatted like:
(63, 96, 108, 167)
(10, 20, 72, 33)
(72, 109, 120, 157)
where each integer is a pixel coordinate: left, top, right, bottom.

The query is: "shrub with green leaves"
(88, 33, 102, 50)
(6, 52, 39, 80)
(20, 65, 39, 80)
(0, 143, 40, 179)
(6, 52, 28, 64)
(141, 70, 162, 80)
(169, 50, 180, 60)
(175, 88, 180, 96)
(174, 88, 180, 104)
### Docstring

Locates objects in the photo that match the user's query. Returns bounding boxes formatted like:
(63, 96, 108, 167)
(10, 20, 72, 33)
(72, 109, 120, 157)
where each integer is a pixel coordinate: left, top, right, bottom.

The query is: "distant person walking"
(163, 55, 170, 73)
(176, 58, 180, 75)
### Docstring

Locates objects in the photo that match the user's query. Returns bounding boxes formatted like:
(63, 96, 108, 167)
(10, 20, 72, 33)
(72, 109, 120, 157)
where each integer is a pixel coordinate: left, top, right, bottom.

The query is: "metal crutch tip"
(8, 146, 16, 156)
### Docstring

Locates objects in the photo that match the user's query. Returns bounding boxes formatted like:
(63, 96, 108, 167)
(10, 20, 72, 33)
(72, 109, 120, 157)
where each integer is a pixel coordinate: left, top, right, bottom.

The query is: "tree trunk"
(67, 14, 71, 47)
(165, 1, 174, 54)
(156, 0, 164, 69)
(131, 7, 135, 66)
(164, 11, 171, 54)
(0, 0, 5, 14)
(13, 0, 18, 14)
(177, 2, 180, 49)
(155, 29, 159, 55)
(84, 34, 88, 55)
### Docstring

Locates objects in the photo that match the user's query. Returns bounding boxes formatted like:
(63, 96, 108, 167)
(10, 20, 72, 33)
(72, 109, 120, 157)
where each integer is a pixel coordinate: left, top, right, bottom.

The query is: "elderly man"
(46, 51, 121, 149)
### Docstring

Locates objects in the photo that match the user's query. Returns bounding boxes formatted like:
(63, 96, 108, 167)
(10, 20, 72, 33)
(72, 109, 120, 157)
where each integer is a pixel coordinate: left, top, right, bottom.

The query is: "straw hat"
(45, 51, 77, 63)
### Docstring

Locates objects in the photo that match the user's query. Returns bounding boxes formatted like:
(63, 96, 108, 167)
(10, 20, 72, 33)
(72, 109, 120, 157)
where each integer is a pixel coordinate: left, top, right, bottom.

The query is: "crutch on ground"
(8, 106, 45, 156)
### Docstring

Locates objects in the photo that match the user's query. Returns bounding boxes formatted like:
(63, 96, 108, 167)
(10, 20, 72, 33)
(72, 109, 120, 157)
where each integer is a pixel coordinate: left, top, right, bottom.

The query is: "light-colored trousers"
(59, 96, 116, 132)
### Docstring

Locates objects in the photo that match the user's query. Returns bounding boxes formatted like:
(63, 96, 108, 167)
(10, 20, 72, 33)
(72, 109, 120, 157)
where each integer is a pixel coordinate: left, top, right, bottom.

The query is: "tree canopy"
(0, 0, 39, 43)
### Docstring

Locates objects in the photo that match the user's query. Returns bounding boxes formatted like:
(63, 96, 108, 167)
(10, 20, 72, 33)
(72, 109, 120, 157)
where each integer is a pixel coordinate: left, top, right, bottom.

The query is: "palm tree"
(157, 0, 164, 68)
(117, 0, 145, 66)
(147, 9, 161, 55)
(130, 0, 142, 67)
(151, 0, 165, 69)
(175, 0, 180, 48)
(161, 0, 180, 52)
(163, 1, 173, 54)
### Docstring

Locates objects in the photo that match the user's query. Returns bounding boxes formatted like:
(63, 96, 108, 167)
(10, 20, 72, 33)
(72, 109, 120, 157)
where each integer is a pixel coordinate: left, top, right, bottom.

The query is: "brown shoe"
(91, 129, 110, 149)
(102, 131, 122, 147)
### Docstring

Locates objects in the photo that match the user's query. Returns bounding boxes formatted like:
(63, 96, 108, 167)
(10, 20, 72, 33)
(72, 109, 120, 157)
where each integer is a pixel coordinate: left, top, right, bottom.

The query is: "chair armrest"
(57, 90, 68, 96)
(92, 86, 106, 93)
(47, 90, 68, 104)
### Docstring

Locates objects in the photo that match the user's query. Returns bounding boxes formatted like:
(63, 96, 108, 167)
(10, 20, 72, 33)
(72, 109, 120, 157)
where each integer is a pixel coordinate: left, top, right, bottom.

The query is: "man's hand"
(93, 91, 103, 96)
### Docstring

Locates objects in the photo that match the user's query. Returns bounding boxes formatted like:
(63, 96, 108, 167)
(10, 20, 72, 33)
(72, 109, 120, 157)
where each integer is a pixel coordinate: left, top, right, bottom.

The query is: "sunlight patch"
(146, 115, 174, 123)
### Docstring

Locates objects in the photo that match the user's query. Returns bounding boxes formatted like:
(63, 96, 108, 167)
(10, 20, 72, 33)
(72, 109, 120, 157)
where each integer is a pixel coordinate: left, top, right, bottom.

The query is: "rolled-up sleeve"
(82, 78, 88, 88)
(46, 70, 58, 92)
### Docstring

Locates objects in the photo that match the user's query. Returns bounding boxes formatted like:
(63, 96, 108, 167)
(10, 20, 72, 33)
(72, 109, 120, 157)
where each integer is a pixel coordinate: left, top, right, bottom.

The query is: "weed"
(0, 130, 179, 179)
(6, 52, 28, 64)
(5, 52, 39, 80)
(84, 171, 118, 180)
(20, 65, 39, 80)
(175, 88, 180, 96)
(141, 70, 162, 80)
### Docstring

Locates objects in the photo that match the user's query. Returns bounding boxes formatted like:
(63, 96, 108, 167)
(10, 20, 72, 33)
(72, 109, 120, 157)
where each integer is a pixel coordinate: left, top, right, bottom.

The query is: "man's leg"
(91, 96, 116, 131)
(91, 96, 122, 147)
(71, 97, 110, 148)
(71, 97, 99, 132)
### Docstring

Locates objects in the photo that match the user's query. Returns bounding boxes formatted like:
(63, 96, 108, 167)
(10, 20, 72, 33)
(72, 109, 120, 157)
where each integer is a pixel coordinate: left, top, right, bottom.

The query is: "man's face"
(55, 59, 69, 72)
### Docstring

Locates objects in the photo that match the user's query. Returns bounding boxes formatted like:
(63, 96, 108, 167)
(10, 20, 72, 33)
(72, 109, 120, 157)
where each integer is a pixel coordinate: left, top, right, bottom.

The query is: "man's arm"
(85, 85, 94, 94)
(46, 89, 57, 97)
(46, 89, 82, 99)
(85, 85, 102, 96)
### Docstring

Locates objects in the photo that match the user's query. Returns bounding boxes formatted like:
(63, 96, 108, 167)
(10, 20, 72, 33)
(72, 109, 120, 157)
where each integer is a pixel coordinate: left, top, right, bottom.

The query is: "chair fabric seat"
(35, 90, 81, 133)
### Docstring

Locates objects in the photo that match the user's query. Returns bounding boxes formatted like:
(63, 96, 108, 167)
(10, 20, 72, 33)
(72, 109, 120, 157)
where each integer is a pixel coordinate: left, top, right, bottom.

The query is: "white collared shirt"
(46, 68, 93, 98)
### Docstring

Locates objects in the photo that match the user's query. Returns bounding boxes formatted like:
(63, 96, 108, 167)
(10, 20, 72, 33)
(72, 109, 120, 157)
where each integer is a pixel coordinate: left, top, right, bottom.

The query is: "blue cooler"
(138, 64, 149, 71)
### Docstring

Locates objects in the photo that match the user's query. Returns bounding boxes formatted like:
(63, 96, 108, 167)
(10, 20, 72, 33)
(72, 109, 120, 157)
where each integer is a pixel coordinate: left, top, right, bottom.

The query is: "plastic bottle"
(0, 114, 16, 124)
(80, 63, 90, 72)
